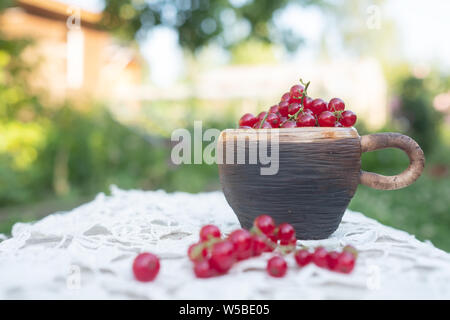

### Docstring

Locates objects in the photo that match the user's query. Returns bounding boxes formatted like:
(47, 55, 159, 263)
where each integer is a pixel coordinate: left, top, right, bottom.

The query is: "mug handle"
(360, 133, 425, 190)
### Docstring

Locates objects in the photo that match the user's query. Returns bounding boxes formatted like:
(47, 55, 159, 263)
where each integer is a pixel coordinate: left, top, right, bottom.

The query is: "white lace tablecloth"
(1, 186, 449, 300)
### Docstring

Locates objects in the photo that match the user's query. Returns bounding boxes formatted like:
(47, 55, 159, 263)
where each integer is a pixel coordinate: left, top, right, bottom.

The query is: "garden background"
(0, 0, 449, 250)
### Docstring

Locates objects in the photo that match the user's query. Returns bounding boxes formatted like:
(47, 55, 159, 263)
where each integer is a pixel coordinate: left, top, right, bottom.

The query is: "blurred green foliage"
(350, 138, 450, 251)
(0, 104, 235, 206)
(393, 76, 442, 153)
(352, 118, 450, 250)
(101, 0, 314, 51)
(350, 72, 450, 251)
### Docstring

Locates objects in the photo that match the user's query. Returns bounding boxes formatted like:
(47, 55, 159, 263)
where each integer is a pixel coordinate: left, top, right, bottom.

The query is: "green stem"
(258, 112, 270, 129)
(278, 244, 296, 255)
(292, 80, 311, 120)
(260, 78, 311, 127)
(251, 226, 278, 250)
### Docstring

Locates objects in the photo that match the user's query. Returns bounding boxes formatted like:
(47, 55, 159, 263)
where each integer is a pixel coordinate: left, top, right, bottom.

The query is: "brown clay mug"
(217, 127, 425, 239)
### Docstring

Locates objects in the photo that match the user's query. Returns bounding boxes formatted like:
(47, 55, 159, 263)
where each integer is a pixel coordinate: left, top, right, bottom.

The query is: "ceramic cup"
(217, 127, 424, 239)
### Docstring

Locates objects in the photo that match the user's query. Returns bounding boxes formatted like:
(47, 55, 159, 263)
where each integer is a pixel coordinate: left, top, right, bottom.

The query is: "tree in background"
(100, 0, 322, 52)
(394, 76, 443, 154)
(0, 1, 42, 121)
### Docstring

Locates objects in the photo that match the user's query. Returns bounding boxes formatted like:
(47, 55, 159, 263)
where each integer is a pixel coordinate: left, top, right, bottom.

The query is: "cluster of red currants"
(188, 214, 357, 279)
(187, 219, 275, 278)
(239, 80, 357, 129)
(293, 245, 357, 274)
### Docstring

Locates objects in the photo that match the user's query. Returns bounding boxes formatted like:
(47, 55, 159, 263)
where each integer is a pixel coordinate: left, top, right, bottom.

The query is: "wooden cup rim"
(220, 127, 359, 143)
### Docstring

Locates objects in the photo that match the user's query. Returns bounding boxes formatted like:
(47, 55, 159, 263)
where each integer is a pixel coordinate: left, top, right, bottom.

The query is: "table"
(1, 186, 449, 299)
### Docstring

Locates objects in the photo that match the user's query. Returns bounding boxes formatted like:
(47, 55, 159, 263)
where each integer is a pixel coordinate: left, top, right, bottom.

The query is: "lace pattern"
(1, 186, 449, 299)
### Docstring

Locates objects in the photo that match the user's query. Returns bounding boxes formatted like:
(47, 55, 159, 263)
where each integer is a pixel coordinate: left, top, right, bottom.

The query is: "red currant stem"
(299, 78, 309, 86)
(191, 243, 205, 259)
(300, 81, 310, 109)
(191, 237, 222, 259)
(250, 226, 261, 235)
(292, 80, 311, 120)
(266, 239, 277, 250)
(335, 110, 343, 121)
(258, 112, 270, 129)
(251, 226, 278, 250)
(343, 245, 359, 258)
(288, 110, 302, 120)
(278, 244, 296, 255)
(207, 237, 221, 246)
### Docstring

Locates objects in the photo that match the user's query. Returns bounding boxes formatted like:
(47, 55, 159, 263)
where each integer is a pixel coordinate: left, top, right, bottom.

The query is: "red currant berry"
(263, 242, 275, 252)
(287, 103, 301, 116)
(294, 249, 313, 267)
(253, 121, 272, 129)
(317, 111, 337, 127)
(239, 113, 258, 127)
(254, 215, 276, 236)
(188, 242, 209, 262)
(228, 229, 253, 261)
(277, 223, 295, 242)
(328, 98, 345, 112)
(289, 97, 302, 104)
(296, 113, 316, 127)
(266, 113, 280, 127)
(280, 236, 296, 246)
(252, 121, 259, 128)
(312, 247, 328, 268)
(281, 121, 297, 128)
(257, 112, 267, 121)
(278, 101, 289, 117)
(261, 234, 276, 252)
(303, 96, 313, 110)
(267, 256, 287, 278)
(276, 112, 288, 128)
(132, 252, 160, 282)
(193, 260, 216, 278)
(251, 234, 267, 257)
(303, 107, 314, 116)
(199, 224, 221, 242)
(289, 84, 304, 99)
(278, 115, 288, 126)
(209, 240, 235, 273)
(281, 92, 291, 102)
(339, 110, 357, 127)
(268, 105, 279, 114)
(309, 98, 327, 115)
(267, 232, 278, 245)
(279, 237, 297, 253)
(326, 251, 340, 270)
(335, 251, 356, 273)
